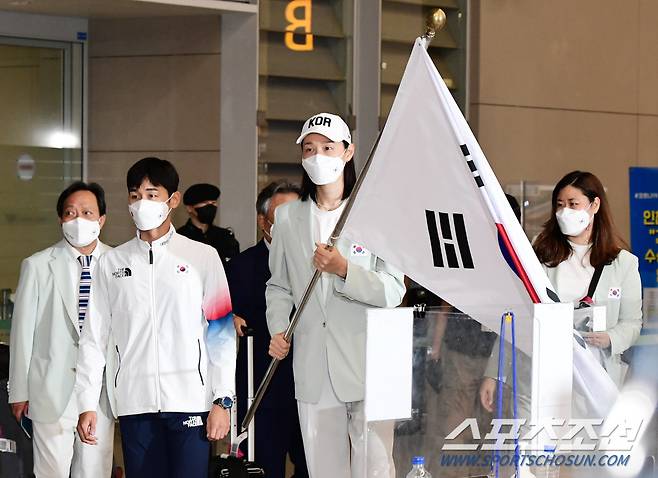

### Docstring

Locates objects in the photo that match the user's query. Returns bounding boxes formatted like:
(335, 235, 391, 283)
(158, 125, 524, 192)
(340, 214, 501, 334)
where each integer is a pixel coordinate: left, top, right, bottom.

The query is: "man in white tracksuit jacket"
(75, 157, 236, 478)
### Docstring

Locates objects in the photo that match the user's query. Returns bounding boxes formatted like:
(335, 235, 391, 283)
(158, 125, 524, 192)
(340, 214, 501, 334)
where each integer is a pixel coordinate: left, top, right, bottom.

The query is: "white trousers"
(32, 386, 114, 478)
(297, 371, 395, 478)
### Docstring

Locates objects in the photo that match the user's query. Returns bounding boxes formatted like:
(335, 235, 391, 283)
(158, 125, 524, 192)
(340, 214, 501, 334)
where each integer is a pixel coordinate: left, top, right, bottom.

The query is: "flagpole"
(241, 9, 447, 432)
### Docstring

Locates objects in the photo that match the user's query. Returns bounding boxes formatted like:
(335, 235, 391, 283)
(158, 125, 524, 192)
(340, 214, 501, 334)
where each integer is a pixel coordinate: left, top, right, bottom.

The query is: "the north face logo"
(183, 416, 203, 428)
(112, 267, 132, 279)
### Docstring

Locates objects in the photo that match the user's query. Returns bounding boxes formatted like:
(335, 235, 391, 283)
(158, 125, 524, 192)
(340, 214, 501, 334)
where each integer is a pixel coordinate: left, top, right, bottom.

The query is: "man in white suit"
(9, 182, 115, 477)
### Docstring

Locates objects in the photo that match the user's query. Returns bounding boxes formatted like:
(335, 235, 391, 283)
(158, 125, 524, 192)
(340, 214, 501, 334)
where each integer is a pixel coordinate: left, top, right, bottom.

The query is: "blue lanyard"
(494, 311, 519, 478)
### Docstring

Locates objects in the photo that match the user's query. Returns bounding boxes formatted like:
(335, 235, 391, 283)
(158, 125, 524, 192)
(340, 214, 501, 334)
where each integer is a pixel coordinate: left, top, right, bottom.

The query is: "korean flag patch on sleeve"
(351, 244, 369, 257)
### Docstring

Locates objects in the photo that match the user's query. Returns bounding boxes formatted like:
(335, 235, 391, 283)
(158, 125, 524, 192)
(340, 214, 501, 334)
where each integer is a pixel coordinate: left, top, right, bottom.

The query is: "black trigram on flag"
(425, 210, 474, 269)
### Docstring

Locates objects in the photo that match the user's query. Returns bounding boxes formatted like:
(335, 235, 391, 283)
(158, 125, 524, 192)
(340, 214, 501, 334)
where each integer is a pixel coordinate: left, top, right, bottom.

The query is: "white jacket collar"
(135, 224, 176, 251)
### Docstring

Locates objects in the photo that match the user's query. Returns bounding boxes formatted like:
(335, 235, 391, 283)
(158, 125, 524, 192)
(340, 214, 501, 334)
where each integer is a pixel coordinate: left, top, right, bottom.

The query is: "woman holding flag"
(265, 113, 406, 478)
(480, 170, 642, 412)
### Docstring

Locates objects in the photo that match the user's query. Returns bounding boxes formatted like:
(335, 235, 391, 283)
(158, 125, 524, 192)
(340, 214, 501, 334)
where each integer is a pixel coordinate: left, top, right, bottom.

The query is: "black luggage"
(211, 455, 264, 477)
(0, 343, 33, 477)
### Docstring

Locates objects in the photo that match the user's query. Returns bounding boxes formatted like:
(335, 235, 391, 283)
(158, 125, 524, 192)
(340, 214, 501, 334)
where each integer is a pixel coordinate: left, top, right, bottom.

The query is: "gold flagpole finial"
(423, 8, 447, 41)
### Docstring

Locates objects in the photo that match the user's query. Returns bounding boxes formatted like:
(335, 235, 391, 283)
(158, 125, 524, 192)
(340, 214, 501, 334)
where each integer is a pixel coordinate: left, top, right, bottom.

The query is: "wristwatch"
(213, 396, 233, 409)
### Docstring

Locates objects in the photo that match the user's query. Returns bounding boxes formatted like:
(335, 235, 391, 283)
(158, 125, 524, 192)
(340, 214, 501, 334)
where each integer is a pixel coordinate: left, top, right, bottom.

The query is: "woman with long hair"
(480, 171, 642, 411)
(266, 113, 406, 478)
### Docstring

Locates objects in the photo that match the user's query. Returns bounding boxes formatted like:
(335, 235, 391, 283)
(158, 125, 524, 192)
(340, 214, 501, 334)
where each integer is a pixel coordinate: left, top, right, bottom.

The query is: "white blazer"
(486, 249, 643, 389)
(8, 239, 112, 423)
(266, 199, 406, 404)
(544, 249, 642, 386)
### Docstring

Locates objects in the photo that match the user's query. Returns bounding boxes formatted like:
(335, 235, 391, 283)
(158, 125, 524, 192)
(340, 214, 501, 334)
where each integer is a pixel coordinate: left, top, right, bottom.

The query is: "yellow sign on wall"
(285, 0, 313, 51)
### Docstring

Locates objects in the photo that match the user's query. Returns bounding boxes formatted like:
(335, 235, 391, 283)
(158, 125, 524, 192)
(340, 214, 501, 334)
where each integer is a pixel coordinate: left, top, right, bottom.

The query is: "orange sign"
(285, 0, 313, 51)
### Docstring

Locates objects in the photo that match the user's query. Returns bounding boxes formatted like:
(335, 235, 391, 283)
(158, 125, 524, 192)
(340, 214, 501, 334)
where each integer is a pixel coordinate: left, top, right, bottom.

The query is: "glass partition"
(389, 305, 516, 478)
(366, 300, 653, 478)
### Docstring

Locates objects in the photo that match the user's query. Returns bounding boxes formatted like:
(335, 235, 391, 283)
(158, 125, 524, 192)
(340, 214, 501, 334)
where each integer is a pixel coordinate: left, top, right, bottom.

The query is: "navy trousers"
(119, 412, 210, 478)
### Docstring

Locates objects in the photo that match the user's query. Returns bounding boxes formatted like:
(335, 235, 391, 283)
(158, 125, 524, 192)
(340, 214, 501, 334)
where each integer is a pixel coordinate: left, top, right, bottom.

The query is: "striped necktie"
(77, 255, 92, 332)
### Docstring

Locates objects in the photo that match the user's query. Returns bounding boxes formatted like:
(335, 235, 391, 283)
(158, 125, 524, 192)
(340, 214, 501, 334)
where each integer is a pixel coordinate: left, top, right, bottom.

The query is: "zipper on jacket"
(149, 245, 162, 411)
(114, 345, 121, 388)
(197, 339, 205, 386)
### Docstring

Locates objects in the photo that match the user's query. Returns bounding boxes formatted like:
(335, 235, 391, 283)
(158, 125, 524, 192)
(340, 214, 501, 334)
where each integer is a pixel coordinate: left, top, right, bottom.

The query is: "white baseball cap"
(296, 113, 352, 145)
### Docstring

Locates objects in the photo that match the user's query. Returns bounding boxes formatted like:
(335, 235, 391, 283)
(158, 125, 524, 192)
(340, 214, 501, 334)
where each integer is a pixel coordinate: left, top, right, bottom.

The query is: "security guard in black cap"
(177, 183, 240, 264)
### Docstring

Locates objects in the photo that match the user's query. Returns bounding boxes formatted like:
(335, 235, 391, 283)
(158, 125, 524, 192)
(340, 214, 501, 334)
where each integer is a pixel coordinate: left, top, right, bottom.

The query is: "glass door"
(0, 37, 83, 291)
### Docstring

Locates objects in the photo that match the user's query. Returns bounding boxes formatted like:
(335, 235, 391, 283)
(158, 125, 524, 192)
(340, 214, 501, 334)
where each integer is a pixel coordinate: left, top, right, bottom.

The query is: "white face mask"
(555, 204, 592, 237)
(129, 196, 172, 231)
(302, 154, 346, 186)
(62, 218, 101, 248)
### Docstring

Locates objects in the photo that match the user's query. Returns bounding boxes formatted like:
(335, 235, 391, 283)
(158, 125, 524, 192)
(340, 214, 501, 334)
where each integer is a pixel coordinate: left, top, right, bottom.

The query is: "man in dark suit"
(226, 181, 308, 478)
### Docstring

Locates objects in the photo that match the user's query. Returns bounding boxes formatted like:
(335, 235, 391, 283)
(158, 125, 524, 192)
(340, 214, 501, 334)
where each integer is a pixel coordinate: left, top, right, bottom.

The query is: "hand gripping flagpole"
(241, 9, 448, 432)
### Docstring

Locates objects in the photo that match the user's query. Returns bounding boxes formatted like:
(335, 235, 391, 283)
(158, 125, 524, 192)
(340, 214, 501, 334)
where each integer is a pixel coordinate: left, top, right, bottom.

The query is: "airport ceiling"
(0, 0, 252, 18)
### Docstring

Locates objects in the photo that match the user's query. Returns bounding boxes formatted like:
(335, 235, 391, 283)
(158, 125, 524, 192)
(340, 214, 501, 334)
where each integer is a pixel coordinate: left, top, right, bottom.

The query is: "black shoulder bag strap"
(585, 263, 606, 301)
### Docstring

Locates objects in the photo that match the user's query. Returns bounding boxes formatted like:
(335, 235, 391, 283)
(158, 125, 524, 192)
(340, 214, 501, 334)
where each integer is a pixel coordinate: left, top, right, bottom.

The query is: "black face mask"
(195, 204, 217, 225)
